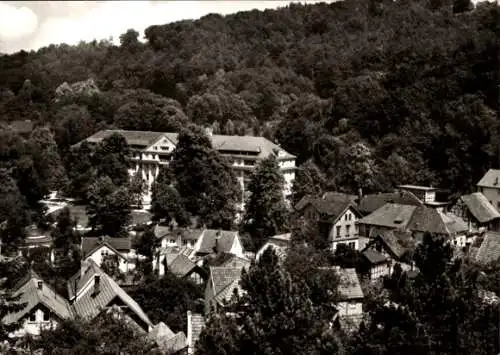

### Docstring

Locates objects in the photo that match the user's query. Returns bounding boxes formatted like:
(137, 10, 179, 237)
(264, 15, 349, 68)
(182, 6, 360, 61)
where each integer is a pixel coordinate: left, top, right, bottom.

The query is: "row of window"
(335, 225, 358, 238)
(29, 311, 50, 322)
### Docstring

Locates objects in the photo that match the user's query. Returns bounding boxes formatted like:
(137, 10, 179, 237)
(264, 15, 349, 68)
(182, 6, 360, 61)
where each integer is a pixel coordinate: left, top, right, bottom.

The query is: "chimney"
(358, 187, 363, 203)
(93, 274, 101, 295)
(80, 259, 88, 280)
(213, 230, 222, 254)
(37, 281, 43, 291)
(495, 177, 499, 186)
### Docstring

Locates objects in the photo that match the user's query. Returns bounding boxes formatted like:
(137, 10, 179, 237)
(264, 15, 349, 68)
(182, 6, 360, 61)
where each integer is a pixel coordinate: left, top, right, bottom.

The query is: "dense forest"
(0, 0, 498, 201)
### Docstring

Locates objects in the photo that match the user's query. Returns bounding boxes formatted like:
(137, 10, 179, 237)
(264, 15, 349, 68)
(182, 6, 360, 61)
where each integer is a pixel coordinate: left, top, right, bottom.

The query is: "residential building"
(296, 193, 364, 250)
(68, 259, 153, 333)
(79, 129, 296, 205)
(148, 322, 187, 354)
(187, 311, 206, 355)
(154, 226, 245, 259)
(3, 271, 73, 337)
(255, 233, 291, 262)
(450, 192, 500, 232)
(477, 169, 500, 212)
(335, 267, 364, 331)
(357, 203, 469, 247)
(81, 236, 134, 273)
(205, 266, 244, 315)
(474, 231, 500, 265)
(361, 229, 415, 280)
(357, 190, 423, 217)
(156, 251, 206, 284)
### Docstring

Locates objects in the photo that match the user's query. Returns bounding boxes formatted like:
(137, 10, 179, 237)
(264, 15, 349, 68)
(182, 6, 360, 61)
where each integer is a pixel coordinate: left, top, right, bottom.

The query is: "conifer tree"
(243, 154, 288, 248)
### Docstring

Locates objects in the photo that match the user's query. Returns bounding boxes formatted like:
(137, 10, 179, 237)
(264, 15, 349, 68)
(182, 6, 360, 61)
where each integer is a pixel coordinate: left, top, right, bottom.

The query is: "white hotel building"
(82, 129, 296, 206)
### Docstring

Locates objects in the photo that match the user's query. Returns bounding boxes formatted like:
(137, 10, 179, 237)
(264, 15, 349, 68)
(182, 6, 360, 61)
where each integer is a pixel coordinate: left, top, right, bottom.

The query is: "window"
(336, 226, 341, 237)
(345, 214, 348, 221)
(29, 313, 36, 322)
(346, 225, 351, 235)
(169, 239, 176, 245)
(43, 311, 50, 321)
(348, 242, 356, 249)
(497, 201, 500, 210)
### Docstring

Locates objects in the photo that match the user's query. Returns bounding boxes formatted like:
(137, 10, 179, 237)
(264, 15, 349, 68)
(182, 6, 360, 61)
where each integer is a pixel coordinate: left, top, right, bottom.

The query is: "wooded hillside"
(0, 0, 498, 197)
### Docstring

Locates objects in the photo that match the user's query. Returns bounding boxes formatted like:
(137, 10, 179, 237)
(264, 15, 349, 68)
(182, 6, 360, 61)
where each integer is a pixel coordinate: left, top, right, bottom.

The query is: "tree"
(129, 173, 146, 208)
(0, 260, 28, 342)
(28, 126, 67, 191)
(170, 125, 240, 229)
(31, 312, 160, 355)
(197, 248, 343, 355)
(453, 0, 473, 13)
(65, 141, 95, 200)
(150, 167, 190, 226)
(291, 159, 325, 206)
(0, 169, 29, 253)
(93, 133, 130, 187)
(131, 272, 204, 333)
(53, 104, 95, 151)
(86, 176, 131, 236)
(243, 154, 288, 249)
(119, 29, 140, 49)
(134, 229, 158, 263)
(52, 207, 79, 251)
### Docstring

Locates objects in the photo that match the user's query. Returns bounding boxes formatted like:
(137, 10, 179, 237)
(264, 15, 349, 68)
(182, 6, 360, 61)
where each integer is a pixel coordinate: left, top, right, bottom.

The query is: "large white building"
(81, 129, 296, 206)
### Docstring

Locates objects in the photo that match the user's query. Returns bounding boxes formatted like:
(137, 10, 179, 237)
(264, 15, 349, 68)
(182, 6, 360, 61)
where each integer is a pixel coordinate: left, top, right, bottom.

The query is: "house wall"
(12, 307, 59, 337)
(329, 208, 359, 251)
(479, 187, 500, 212)
(337, 301, 363, 318)
(229, 236, 245, 258)
(87, 245, 130, 273)
(369, 263, 391, 280)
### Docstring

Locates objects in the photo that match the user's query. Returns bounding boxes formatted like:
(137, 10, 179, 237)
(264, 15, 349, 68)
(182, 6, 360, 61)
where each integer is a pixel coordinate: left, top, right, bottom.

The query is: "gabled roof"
(80, 130, 295, 160)
(358, 191, 423, 215)
(3, 271, 73, 325)
(460, 192, 500, 223)
(371, 229, 414, 259)
(219, 254, 251, 269)
(154, 226, 204, 242)
(168, 254, 198, 278)
(82, 236, 131, 257)
(408, 207, 468, 235)
(475, 231, 500, 265)
(477, 169, 500, 188)
(362, 249, 388, 265)
(68, 260, 152, 329)
(213, 279, 243, 305)
(197, 230, 239, 255)
(357, 203, 417, 229)
(148, 322, 188, 352)
(84, 130, 166, 149)
(208, 266, 243, 300)
(337, 268, 364, 301)
(149, 322, 175, 340)
(296, 194, 359, 223)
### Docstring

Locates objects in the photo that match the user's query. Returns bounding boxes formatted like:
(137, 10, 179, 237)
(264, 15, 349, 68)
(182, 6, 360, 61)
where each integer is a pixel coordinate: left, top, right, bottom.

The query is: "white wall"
(12, 309, 59, 337)
(337, 301, 363, 318)
(87, 245, 130, 273)
(329, 208, 359, 250)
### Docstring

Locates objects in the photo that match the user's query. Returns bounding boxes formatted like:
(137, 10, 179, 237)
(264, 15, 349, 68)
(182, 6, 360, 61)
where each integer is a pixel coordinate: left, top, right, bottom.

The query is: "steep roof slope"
(461, 192, 500, 223)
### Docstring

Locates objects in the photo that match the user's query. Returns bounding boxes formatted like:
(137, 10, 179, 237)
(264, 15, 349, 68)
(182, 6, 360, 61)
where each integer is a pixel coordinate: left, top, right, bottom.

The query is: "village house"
(477, 169, 500, 212)
(154, 226, 245, 260)
(357, 190, 423, 217)
(187, 311, 206, 355)
(331, 267, 364, 332)
(473, 231, 500, 265)
(397, 185, 449, 210)
(255, 232, 291, 262)
(148, 322, 187, 354)
(296, 193, 364, 250)
(357, 203, 469, 248)
(79, 129, 296, 206)
(450, 192, 500, 233)
(155, 249, 206, 285)
(81, 236, 134, 273)
(68, 259, 153, 333)
(360, 229, 416, 281)
(205, 266, 244, 315)
(2, 271, 73, 337)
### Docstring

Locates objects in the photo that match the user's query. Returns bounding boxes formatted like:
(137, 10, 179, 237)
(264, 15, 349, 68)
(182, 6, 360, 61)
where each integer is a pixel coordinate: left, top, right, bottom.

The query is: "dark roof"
(358, 191, 423, 215)
(68, 260, 152, 329)
(475, 231, 500, 265)
(362, 249, 388, 265)
(322, 192, 358, 203)
(85, 130, 165, 149)
(296, 194, 358, 223)
(82, 236, 131, 256)
(407, 207, 468, 235)
(3, 271, 73, 325)
(398, 185, 437, 191)
(477, 169, 500, 188)
(168, 254, 197, 278)
(461, 192, 500, 223)
(372, 230, 414, 259)
(357, 203, 417, 229)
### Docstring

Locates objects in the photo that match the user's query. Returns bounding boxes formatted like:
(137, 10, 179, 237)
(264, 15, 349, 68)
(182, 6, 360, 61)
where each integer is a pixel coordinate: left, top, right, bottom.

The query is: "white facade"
(329, 207, 361, 251)
(85, 245, 133, 273)
(10, 308, 59, 337)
